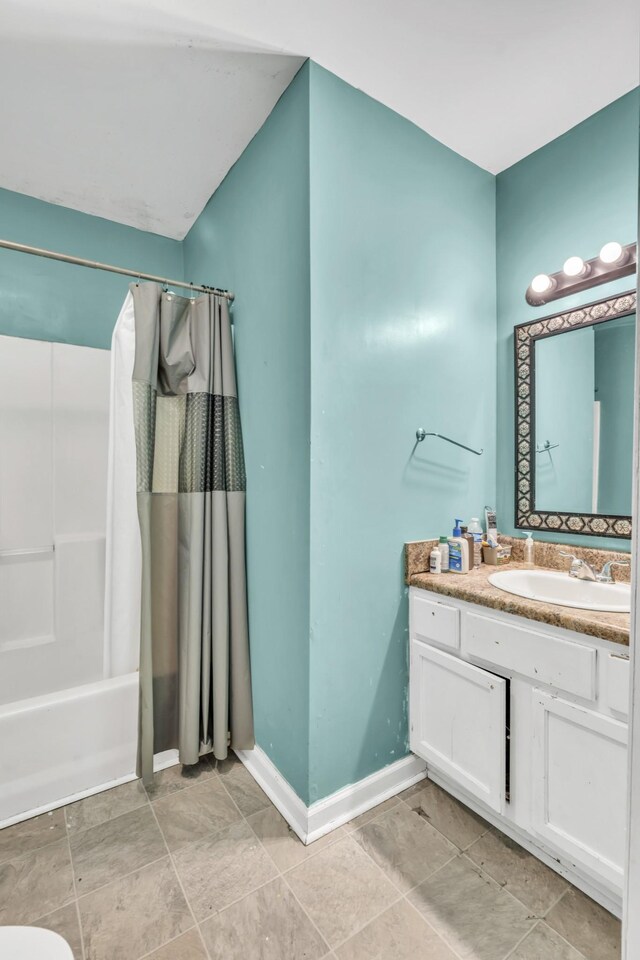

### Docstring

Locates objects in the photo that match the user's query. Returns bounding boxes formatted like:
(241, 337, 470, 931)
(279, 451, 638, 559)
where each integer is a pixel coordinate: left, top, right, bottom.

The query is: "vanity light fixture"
(526, 241, 637, 306)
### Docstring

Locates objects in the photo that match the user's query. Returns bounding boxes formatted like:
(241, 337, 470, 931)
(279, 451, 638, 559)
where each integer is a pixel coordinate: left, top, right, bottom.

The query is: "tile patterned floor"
(0, 757, 621, 960)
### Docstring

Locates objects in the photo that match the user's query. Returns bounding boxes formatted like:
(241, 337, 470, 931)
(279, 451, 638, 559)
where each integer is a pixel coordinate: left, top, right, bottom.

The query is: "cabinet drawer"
(410, 591, 460, 650)
(605, 653, 630, 718)
(463, 611, 596, 700)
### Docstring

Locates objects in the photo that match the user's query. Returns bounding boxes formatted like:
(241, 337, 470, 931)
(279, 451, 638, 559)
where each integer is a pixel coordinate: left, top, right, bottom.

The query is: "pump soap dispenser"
(448, 519, 470, 574)
(524, 532, 535, 568)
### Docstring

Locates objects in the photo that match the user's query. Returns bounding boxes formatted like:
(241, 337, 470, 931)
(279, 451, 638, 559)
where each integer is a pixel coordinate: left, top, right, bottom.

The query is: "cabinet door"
(531, 690, 627, 891)
(410, 639, 507, 813)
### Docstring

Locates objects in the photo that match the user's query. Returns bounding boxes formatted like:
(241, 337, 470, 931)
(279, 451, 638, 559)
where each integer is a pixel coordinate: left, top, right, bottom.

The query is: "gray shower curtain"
(131, 282, 254, 786)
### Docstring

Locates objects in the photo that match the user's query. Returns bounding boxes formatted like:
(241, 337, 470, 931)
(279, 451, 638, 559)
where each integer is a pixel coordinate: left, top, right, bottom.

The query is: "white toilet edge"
(0, 926, 74, 959)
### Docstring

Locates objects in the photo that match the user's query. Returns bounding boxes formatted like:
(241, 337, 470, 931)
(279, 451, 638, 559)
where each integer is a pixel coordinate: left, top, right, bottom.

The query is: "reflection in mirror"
(535, 314, 635, 516)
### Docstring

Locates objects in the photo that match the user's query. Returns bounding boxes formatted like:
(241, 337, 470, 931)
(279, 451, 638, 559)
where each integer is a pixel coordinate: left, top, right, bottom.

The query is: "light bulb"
(599, 241, 624, 264)
(563, 256, 586, 277)
(530, 274, 553, 294)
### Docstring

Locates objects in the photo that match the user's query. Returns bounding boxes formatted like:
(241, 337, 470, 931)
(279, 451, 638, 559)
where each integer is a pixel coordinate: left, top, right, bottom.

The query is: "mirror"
(515, 291, 636, 539)
(535, 314, 635, 515)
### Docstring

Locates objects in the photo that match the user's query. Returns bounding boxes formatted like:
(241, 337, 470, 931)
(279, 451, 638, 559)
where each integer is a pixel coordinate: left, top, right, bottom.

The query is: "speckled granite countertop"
(407, 539, 630, 647)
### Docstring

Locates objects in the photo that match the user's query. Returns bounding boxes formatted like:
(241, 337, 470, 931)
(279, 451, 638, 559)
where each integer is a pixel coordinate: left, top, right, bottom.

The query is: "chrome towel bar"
(414, 429, 483, 456)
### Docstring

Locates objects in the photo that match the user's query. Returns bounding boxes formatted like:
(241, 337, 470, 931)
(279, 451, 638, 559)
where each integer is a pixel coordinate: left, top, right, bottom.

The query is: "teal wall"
(306, 64, 496, 801)
(595, 316, 636, 515)
(496, 88, 639, 551)
(183, 65, 312, 800)
(184, 61, 496, 804)
(0, 187, 183, 349)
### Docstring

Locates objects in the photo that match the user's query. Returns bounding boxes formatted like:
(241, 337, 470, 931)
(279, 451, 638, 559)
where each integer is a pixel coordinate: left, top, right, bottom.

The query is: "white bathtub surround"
(52, 343, 110, 537)
(0, 673, 138, 826)
(103, 291, 141, 679)
(0, 336, 53, 552)
(0, 334, 135, 825)
(0, 336, 110, 706)
(0, 676, 210, 827)
(235, 745, 426, 844)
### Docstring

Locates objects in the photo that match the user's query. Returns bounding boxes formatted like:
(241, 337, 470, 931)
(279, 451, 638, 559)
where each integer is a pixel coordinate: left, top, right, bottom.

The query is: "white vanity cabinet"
(409, 585, 630, 915)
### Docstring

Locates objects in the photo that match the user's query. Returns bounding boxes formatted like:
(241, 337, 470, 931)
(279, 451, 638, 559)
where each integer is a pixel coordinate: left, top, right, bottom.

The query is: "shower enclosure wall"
(0, 334, 138, 824)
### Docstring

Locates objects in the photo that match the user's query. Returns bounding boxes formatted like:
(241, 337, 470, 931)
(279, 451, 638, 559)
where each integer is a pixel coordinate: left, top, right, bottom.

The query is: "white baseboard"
(153, 749, 181, 772)
(235, 746, 426, 845)
(234, 746, 310, 842)
(305, 754, 427, 842)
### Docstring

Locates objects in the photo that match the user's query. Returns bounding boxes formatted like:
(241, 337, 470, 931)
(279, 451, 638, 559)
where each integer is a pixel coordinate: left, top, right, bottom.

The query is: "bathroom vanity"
(407, 546, 630, 916)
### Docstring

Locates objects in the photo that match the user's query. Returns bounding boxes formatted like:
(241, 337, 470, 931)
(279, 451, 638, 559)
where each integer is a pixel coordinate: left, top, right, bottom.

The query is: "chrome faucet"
(559, 553, 597, 581)
(559, 552, 630, 584)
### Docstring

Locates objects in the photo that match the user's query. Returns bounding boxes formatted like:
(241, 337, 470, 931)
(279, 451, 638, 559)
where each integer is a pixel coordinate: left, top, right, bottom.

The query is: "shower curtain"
(104, 291, 141, 679)
(107, 282, 254, 786)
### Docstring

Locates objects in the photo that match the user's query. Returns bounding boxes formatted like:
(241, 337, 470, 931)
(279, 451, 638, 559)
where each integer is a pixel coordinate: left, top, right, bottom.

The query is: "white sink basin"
(488, 569, 630, 613)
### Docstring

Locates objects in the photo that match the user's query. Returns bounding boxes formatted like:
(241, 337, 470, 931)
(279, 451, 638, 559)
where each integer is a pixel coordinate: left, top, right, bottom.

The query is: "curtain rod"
(0, 239, 234, 302)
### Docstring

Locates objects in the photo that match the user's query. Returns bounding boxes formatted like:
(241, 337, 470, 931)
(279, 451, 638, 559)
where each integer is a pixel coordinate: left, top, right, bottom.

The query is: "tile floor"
(0, 756, 621, 960)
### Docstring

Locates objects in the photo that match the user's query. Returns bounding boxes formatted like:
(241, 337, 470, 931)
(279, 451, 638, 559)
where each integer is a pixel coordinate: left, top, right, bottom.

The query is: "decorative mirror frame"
(514, 289, 636, 539)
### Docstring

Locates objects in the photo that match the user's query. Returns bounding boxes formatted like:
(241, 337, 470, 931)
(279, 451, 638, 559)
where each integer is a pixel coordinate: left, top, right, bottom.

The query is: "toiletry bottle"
(524, 532, 535, 568)
(468, 517, 483, 569)
(448, 520, 469, 574)
(429, 545, 442, 574)
(461, 525, 475, 572)
(438, 536, 450, 572)
(484, 505, 498, 547)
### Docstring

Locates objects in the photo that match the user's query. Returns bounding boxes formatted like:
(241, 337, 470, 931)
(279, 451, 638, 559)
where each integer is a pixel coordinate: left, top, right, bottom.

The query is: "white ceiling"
(1, 0, 638, 239)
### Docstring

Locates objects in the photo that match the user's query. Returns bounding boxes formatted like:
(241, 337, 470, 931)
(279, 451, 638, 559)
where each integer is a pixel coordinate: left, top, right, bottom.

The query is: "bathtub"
(0, 673, 139, 826)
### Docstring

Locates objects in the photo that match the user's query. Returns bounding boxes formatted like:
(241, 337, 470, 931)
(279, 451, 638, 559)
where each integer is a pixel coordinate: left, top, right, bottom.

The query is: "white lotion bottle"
(448, 519, 469, 574)
(429, 546, 442, 574)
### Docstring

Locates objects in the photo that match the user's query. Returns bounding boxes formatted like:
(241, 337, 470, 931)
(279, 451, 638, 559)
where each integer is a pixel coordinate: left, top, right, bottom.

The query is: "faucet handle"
(559, 552, 581, 578)
(598, 559, 631, 583)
